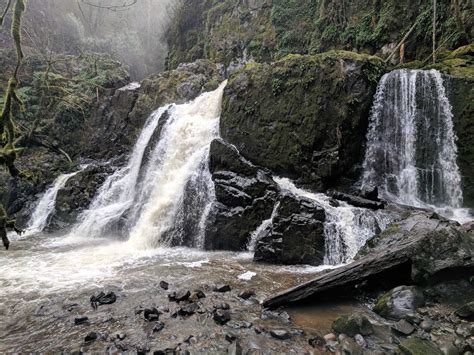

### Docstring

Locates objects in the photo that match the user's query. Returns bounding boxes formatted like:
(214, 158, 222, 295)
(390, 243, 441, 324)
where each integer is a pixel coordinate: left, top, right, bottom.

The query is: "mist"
(1, 0, 176, 79)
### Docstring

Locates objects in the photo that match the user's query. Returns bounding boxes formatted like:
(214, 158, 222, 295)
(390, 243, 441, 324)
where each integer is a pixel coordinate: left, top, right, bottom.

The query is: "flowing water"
(25, 166, 88, 235)
(273, 177, 393, 265)
(362, 69, 472, 223)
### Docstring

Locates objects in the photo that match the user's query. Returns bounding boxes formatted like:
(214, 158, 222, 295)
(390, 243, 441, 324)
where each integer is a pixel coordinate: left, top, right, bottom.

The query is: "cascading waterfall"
(73, 82, 226, 249)
(274, 177, 393, 265)
(26, 166, 87, 235)
(362, 69, 470, 222)
(247, 202, 281, 252)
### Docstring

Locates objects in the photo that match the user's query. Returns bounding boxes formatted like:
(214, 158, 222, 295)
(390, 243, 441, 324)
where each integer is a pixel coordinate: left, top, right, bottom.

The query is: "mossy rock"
(396, 338, 443, 355)
(332, 313, 374, 337)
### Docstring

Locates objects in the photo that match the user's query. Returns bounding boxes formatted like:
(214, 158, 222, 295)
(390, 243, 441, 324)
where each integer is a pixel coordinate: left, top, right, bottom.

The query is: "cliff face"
(166, 0, 473, 69)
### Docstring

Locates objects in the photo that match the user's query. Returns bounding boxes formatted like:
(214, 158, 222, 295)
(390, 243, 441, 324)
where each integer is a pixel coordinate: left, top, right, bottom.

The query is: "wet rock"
(339, 335, 363, 355)
(420, 317, 434, 332)
(153, 321, 165, 333)
(455, 302, 474, 321)
(116, 333, 126, 341)
(74, 316, 89, 325)
(392, 319, 415, 335)
(84, 332, 98, 343)
(397, 338, 443, 355)
(213, 284, 231, 293)
(90, 291, 117, 309)
(227, 341, 243, 355)
(332, 313, 374, 337)
(178, 303, 199, 316)
(308, 335, 324, 348)
(213, 309, 231, 325)
(214, 303, 230, 310)
(328, 190, 385, 210)
(144, 308, 161, 322)
(323, 333, 337, 342)
(270, 329, 291, 340)
(325, 340, 339, 352)
(354, 334, 366, 348)
(373, 286, 425, 321)
(159, 281, 169, 290)
(190, 290, 206, 301)
(238, 289, 255, 300)
(168, 290, 191, 302)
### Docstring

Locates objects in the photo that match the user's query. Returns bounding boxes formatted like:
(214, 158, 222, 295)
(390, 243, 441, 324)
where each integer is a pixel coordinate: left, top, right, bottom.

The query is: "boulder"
(221, 51, 384, 191)
(204, 139, 278, 251)
(374, 286, 425, 321)
(332, 313, 374, 337)
(254, 191, 326, 265)
(397, 338, 443, 355)
(455, 301, 474, 321)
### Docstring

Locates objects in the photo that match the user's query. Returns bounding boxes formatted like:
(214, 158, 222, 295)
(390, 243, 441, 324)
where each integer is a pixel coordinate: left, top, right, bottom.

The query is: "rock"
(227, 341, 243, 355)
(178, 303, 199, 316)
(323, 333, 337, 343)
(214, 303, 230, 310)
(90, 291, 117, 309)
(153, 322, 165, 333)
(169, 290, 191, 302)
(455, 302, 474, 321)
(116, 333, 126, 341)
(270, 329, 292, 340)
(392, 319, 415, 335)
(221, 52, 384, 191)
(190, 290, 206, 300)
(74, 316, 89, 325)
(456, 324, 471, 338)
(420, 318, 434, 332)
(354, 334, 366, 348)
(225, 333, 237, 343)
(143, 308, 161, 322)
(204, 139, 277, 251)
(397, 338, 443, 355)
(213, 284, 231, 293)
(374, 286, 425, 321)
(332, 313, 374, 337)
(339, 336, 364, 355)
(213, 310, 231, 325)
(159, 281, 169, 290)
(254, 192, 326, 265)
(328, 190, 385, 210)
(238, 290, 255, 300)
(184, 335, 197, 344)
(438, 342, 460, 355)
(309, 336, 325, 347)
(84, 332, 98, 343)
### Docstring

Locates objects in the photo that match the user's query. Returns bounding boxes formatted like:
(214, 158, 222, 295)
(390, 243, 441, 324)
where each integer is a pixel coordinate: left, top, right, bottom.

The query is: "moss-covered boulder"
(221, 51, 384, 190)
(373, 286, 425, 321)
(332, 313, 374, 337)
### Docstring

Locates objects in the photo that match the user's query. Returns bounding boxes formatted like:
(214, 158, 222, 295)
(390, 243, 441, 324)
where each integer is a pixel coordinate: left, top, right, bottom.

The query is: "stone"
(214, 303, 230, 310)
(213, 284, 231, 293)
(238, 290, 255, 300)
(84, 332, 98, 343)
(178, 303, 199, 316)
(90, 291, 117, 309)
(373, 286, 425, 321)
(74, 316, 89, 325)
(397, 338, 443, 355)
(159, 281, 169, 290)
(420, 318, 434, 332)
(392, 319, 415, 335)
(190, 290, 206, 300)
(227, 341, 243, 355)
(354, 334, 366, 348)
(339, 336, 364, 355)
(213, 310, 231, 325)
(323, 333, 337, 342)
(116, 333, 126, 341)
(269, 329, 291, 340)
(225, 333, 237, 343)
(455, 302, 474, 321)
(332, 313, 374, 337)
(169, 290, 191, 302)
(309, 336, 325, 347)
(153, 322, 165, 333)
(143, 308, 161, 322)
(456, 324, 471, 338)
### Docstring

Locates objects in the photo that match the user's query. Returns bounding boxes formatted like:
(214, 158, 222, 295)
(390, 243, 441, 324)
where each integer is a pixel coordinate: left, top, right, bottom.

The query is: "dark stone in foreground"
(263, 212, 474, 308)
(84, 332, 98, 343)
(90, 291, 117, 309)
(159, 281, 169, 290)
(374, 286, 425, 321)
(153, 321, 165, 332)
(74, 316, 89, 325)
(213, 284, 231, 293)
(455, 301, 474, 321)
(144, 308, 161, 322)
(213, 309, 231, 325)
(178, 303, 199, 316)
(238, 290, 255, 300)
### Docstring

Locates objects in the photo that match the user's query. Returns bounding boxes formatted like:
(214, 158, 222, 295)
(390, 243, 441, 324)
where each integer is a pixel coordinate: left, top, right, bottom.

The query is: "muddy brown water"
(1, 233, 363, 353)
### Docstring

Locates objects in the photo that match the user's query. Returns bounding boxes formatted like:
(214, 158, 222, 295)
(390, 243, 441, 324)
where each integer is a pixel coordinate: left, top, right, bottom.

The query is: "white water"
(26, 166, 87, 235)
(73, 82, 226, 249)
(247, 201, 280, 252)
(274, 177, 393, 265)
(362, 69, 471, 223)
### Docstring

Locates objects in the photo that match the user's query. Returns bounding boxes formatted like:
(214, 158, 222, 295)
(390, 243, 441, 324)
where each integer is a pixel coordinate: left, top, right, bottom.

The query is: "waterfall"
(362, 69, 470, 222)
(73, 82, 226, 249)
(247, 202, 280, 252)
(26, 166, 87, 235)
(274, 177, 392, 265)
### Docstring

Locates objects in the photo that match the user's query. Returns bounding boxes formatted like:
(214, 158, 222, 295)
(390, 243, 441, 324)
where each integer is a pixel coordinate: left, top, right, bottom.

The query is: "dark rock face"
(220, 51, 384, 191)
(254, 192, 326, 266)
(204, 139, 278, 251)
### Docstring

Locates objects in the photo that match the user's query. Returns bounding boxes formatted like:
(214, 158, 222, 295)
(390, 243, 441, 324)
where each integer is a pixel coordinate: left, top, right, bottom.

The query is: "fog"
(1, 0, 177, 79)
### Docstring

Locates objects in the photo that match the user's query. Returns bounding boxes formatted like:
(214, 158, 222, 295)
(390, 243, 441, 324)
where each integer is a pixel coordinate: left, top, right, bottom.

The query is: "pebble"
(178, 303, 200, 316)
(308, 336, 324, 347)
(143, 308, 161, 321)
(213, 309, 231, 325)
(116, 333, 126, 341)
(213, 284, 231, 293)
(238, 290, 255, 300)
(84, 332, 98, 343)
(392, 319, 415, 335)
(214, 302, 230, 310)
(354, 334, 366, 348)
(420, 317, 434, 332)
(159, 281, 169, 290)
(324, 333, 337, 342)
(153, 321, 165, 332)
(74, 316, 89, 325)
